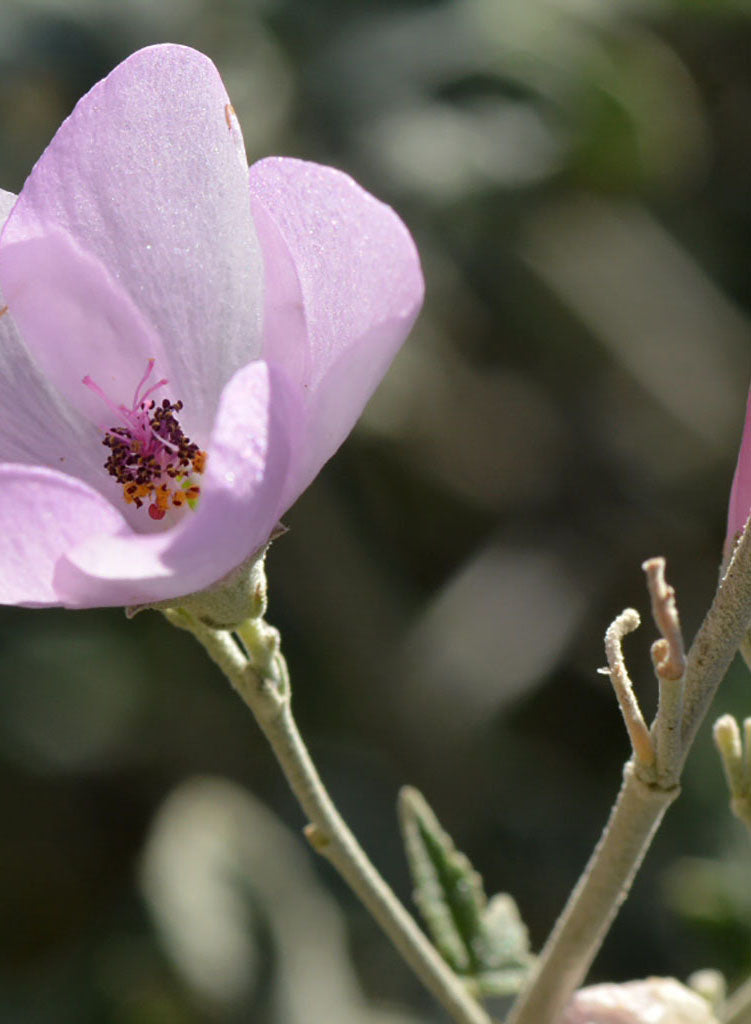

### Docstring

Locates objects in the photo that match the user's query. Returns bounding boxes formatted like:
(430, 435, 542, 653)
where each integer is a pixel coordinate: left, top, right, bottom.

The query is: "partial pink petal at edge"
(726, 386, 751, 558)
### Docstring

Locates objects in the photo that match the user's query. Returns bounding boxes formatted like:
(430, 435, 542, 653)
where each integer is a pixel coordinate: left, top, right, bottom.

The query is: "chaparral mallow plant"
(1, 42, 751, 1024)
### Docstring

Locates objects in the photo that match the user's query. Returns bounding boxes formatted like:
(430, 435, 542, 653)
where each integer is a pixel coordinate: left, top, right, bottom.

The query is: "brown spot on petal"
(225, 103, 236, 131)
(0, 305, 8, 318)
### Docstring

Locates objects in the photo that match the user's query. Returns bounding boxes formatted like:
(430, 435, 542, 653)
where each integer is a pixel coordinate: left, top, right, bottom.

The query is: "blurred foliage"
(2, 0, 751, 1020)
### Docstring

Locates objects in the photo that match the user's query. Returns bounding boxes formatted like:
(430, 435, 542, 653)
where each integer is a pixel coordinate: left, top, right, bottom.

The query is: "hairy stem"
(506, 763, 678, 1024)
(173, 612, 492, 1024)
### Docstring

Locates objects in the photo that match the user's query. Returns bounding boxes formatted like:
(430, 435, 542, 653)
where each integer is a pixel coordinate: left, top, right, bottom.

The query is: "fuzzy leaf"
(398, 787, 534, 991)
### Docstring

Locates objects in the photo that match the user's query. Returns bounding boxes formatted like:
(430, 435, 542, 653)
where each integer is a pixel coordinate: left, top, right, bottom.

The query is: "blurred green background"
(2, 0, 751, 1020)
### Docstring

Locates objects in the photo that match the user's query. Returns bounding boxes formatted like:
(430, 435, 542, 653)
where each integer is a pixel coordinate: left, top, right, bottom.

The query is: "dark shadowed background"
(1, 0, 751, 1021)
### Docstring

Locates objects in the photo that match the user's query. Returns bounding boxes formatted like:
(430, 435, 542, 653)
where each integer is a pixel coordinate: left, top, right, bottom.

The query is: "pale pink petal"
(2, 44, 263, 427)
(726, 386, 751, 558)
(0, 207, 105, 488)
(0, 227, 175, 434)
(53, 361, 298, 608)
(249, 157, 424, 503)
(0, 465, 126, 607)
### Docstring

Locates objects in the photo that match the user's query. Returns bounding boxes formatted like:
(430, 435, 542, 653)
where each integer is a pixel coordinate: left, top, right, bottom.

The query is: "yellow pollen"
(123, 482, 150, 505)
(154, 484, 170, 512)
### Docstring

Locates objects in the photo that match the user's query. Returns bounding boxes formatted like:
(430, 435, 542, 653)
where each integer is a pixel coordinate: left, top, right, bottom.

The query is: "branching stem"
(508, 522, 751, 1024)
(164, 512, 751, 1024)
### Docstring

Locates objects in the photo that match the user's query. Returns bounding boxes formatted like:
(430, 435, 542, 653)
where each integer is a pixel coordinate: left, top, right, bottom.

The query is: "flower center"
(83, 359, 207, 521)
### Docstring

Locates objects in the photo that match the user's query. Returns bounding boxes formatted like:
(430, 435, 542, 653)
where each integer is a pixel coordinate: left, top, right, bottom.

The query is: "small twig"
(713, 715, 751, 832)
(642, 558, 686, 682)
(714, 715, 745, 800)
(600, 609, 655, 768)
(639, 559, 686, 785)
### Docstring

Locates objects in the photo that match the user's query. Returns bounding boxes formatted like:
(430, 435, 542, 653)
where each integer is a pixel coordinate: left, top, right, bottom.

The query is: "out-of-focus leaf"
(141, 776, 426, 1024)
(398, 787, 534, 996)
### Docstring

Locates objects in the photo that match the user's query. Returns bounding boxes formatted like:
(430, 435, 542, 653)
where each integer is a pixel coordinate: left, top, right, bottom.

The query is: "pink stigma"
(83, 359, 206, 520)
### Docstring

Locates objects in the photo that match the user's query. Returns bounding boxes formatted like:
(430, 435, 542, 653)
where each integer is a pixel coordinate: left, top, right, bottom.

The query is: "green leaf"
(398, 787, 535, 995)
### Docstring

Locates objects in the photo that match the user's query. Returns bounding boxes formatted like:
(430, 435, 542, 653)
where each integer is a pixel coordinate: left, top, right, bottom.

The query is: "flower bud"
(559, 977, 718, 1024)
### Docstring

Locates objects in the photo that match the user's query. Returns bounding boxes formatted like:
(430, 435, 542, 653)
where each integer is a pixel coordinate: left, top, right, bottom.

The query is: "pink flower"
(0, 45, 423, 609)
